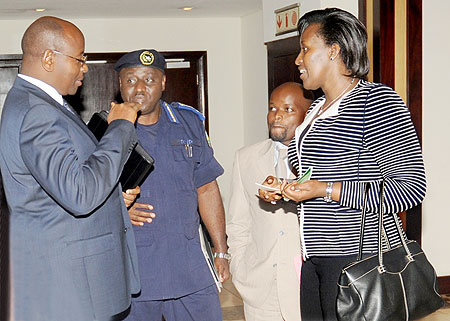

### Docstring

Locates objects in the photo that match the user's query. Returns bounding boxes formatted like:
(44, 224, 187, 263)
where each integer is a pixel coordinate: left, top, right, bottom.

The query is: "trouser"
(124, 284, 222, 321)
(300, 255, 357, 321)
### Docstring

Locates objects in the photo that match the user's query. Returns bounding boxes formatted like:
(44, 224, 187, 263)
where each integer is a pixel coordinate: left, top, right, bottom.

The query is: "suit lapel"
(59, 101, 99, 142)
(16, 78, 99, 142)
(255, 139, 276, 178)
(254, 139, 296, 180)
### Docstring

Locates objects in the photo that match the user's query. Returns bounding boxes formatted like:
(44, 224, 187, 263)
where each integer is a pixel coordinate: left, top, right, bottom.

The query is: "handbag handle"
(357, 183, 371, 261)
(357, 181, 414, 268)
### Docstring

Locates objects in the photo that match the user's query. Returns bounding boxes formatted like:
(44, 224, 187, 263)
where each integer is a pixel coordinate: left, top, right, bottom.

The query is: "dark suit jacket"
(0, 77, 140, 321)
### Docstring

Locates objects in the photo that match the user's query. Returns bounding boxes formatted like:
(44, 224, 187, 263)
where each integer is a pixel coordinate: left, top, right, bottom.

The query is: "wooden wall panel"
(363, 0, 423, 245)
(379, 0, 395, 88)
(267, 36, 300, 95)
(407, 0, 423, 143)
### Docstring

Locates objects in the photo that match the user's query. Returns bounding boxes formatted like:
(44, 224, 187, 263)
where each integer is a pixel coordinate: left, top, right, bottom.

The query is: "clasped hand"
(107, 101, 143, 124)
(122, 186, 156, 226)
(258, 175, 327, 203)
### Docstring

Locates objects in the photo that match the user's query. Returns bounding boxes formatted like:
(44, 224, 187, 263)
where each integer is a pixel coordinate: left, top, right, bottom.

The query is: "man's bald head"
(270, 82, 314, 108)
(267, 82, 314, 145)
(21, 16, 81, 58)
(20, 16, 88, 96)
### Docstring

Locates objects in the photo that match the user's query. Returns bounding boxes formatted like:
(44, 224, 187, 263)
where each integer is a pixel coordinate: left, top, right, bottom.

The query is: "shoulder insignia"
(172, 102, 205, 122)
(205, 130, 212, 147)
(162, 101, 179, 123)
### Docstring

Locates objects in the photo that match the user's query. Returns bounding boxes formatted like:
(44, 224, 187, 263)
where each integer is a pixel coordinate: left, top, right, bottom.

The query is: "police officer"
(116, 49, 230, 321)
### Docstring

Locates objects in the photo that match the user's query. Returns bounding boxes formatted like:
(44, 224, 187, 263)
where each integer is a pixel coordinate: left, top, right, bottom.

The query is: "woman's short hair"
(297, 8, 370, 79)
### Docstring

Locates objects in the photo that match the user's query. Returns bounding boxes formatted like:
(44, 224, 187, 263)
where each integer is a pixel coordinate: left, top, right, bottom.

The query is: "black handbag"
(337, 181, 444, 321)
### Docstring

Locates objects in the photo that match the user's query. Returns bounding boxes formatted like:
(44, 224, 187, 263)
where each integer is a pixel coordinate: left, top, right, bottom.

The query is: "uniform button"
(124, 227, 128, 233)
(273, 263, 277, 268)
(279, 231, 284, 235)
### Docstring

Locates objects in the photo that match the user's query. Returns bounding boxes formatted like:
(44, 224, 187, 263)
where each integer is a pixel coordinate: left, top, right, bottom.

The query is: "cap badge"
(140, 51, 154, 65)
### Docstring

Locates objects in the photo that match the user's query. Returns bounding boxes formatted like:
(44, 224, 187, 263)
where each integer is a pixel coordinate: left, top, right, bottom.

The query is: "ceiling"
(0, 0, 263, 19)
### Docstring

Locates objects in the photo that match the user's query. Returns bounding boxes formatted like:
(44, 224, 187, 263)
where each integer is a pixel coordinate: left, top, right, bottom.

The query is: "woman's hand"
(258, 175, 283, 203)
(282, 180, 328, 203)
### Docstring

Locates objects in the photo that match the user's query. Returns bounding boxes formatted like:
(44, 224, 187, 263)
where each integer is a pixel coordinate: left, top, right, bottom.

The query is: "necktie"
(63, 100, 76, 115)
(275, 147, 288, 180)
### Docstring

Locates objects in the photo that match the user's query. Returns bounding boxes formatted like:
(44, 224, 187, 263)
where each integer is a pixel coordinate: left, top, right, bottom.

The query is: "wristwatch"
(324, 182, 334, 203)
(214, 252, 231, 262)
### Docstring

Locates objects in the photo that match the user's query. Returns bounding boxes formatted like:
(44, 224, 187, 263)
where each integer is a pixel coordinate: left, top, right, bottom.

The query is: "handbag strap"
(377, 180, 385, 269)
(357, 180, 413, 268)
(357, 181, 387, 267)
(370, 181, 415, 272)
(392, 206, 414, 261)
(357, 183, 371, 261)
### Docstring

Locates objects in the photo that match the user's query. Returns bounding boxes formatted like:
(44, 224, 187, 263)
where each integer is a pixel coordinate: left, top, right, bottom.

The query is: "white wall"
(241, 11, 269, 147)
(422, 1, 450, 276)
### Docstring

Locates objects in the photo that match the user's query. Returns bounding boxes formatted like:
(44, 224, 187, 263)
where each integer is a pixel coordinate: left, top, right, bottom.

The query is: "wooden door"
(267, 36, 322, 100)
(0, 56, 21, 116)
(0, 56, 20, 321)
(0, 172, 8, 321)
(64, 51, 209, 130)
(267, 36, 301, 95)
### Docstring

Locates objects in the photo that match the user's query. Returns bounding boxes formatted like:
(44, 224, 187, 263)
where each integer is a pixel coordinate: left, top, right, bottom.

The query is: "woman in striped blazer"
(260, 8, 426, 321)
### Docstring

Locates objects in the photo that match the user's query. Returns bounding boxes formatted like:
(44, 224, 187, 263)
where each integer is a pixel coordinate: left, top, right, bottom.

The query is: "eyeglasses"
(52, 50, 88, 65)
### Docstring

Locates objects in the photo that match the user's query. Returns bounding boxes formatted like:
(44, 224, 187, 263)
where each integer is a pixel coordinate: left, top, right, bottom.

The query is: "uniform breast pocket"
(170, 138, 202, 163)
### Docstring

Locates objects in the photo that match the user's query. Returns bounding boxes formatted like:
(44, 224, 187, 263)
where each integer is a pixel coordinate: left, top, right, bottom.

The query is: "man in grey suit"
(227, 82, 313, 321)
(0, 16, 142, 321)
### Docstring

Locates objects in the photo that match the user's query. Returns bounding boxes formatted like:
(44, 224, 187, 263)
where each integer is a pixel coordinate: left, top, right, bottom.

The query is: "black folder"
(87, 111, 154, 191)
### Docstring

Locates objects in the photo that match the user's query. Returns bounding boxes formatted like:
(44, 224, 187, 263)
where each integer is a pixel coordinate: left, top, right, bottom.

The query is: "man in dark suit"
(0, 16, 142, 321)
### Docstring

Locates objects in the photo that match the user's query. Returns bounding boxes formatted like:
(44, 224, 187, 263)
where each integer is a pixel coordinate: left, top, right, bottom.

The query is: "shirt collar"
(18, 74, 64, 106)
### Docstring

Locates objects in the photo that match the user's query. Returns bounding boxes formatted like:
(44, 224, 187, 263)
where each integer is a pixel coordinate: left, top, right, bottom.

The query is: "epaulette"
(162, 101, 179, 123)
(173, 102, 205, 122)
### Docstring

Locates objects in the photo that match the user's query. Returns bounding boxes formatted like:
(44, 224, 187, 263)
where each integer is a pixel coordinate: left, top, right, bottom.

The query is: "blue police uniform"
(127, 100, 224, 320)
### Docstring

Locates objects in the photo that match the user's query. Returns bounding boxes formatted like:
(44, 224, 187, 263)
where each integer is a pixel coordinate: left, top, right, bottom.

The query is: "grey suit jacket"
(0, 77, 140, 321)
(226, 139, 301, 321)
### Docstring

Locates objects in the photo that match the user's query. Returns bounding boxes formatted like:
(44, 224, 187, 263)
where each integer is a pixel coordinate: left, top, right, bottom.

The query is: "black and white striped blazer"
(288, 79, 426, 258)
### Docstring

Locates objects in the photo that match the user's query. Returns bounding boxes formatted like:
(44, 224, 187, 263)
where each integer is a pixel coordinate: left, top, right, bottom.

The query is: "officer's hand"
(108, 101, 142, 124)
(123, 186, 141, 208)
(214, 257, 231, 283)
(128, 202, 156, 226)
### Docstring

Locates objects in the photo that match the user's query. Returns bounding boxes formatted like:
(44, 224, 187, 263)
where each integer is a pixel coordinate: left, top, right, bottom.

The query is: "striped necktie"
(62, 100, 76, 115)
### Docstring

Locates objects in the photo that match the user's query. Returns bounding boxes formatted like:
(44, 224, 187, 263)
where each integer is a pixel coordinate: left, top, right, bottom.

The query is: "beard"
(269, 123, 287, 142)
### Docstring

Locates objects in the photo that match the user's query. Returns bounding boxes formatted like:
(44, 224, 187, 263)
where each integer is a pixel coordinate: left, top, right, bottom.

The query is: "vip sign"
(275, 3, 300, 36)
